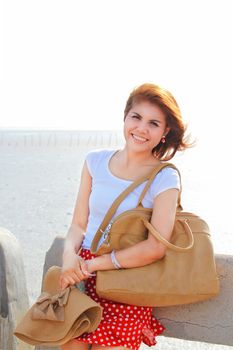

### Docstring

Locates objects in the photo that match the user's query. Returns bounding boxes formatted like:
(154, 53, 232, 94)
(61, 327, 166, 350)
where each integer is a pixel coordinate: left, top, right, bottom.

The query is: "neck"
(119, 145, 157, 167)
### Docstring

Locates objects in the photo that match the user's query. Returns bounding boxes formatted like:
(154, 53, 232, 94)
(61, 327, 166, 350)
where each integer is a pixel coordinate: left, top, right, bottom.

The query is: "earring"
(161, 135, 166, 143)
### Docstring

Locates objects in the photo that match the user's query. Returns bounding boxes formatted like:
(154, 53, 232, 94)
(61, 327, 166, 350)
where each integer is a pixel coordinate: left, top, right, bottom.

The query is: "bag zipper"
(99, 207, 151, 243)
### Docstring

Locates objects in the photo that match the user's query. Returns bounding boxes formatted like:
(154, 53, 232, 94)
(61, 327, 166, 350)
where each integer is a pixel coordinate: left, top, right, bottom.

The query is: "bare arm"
(60, 161, 92, 288)
(87, 188, 179, 273)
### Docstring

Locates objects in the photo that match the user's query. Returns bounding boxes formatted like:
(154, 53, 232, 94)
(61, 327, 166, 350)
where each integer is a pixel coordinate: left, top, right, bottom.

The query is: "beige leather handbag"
(91, 163, 219, 307)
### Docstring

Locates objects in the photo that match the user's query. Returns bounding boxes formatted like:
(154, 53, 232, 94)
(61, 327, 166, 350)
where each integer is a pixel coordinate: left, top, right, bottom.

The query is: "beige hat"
(14, 266, 102, 346)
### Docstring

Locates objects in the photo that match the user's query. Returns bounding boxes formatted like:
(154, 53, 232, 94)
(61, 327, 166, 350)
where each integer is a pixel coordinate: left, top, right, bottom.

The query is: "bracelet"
(110, 250, 122, 269)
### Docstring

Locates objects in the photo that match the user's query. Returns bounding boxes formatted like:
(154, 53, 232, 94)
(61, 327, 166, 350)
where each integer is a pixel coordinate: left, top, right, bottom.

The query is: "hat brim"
(14, 266, 102, 346)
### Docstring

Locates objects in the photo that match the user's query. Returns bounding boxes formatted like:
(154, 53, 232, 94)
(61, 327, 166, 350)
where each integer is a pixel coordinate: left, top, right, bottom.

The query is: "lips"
(132, 134, 148, 142)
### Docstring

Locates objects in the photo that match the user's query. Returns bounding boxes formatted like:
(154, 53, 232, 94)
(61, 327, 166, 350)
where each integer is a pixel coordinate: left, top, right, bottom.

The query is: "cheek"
(123, 122, 128, 139)
(124, 118, 133, 131)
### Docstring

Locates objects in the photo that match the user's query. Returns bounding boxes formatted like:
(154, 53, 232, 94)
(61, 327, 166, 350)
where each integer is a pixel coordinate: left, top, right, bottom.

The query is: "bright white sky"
(0, 0, 232, 140)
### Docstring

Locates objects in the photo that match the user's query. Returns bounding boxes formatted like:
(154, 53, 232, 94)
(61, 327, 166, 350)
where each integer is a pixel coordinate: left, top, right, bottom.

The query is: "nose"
(136, 121, 148, 133)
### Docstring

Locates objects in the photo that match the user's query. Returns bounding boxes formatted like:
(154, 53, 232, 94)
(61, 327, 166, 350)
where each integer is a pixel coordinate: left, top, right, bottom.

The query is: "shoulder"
(158, 166, 180, 182)
(86, 148, 116, 164)
(85, 148, 116, 176)
(149, 164, 181, 198)
(86, 148, 115, 157)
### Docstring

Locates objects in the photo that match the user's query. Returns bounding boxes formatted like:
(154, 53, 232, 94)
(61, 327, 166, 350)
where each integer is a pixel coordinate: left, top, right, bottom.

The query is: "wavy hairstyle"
(124, 83, 192, 160)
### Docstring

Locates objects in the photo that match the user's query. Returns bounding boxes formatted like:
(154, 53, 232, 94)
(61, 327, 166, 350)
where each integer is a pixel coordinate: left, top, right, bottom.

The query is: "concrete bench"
(37, 236, 233, 349)
(1, 230, 232, 349)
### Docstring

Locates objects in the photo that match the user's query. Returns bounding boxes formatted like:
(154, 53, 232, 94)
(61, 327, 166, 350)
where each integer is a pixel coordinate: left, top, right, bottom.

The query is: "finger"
(76, 260, 87, 278)
(61, 280, 69, 290)
(62, 269, 81, 283)
(64, 276, 79, 287)
(77, 257, 92, 276)
(80, 260, 89, 275)
(66, 272, 81, 283)
(59, 276, 64, 289)
(60, 275, 70, 290)
(66, 271, 81, 283)
(80, 260, 95, 277)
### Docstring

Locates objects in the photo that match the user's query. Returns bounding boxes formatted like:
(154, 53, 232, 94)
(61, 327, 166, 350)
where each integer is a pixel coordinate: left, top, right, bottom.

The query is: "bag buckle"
(100, 221, 113, 240)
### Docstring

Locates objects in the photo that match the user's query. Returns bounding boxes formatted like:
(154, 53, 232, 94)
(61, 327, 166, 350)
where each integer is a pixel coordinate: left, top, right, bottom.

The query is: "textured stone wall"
(0, 228, 32, 350)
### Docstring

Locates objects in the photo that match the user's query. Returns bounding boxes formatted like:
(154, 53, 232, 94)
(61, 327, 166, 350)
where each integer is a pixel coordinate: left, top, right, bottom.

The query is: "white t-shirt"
(82, 149, 180, 249)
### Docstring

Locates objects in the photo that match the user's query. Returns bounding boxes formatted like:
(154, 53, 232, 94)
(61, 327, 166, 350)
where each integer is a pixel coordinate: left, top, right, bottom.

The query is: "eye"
(150, 121, 159, 127)
(131, 114, 140, 119)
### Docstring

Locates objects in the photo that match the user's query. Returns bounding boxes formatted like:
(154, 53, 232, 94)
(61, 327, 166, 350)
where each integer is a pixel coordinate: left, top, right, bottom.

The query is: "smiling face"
(124, 101, 170, 155)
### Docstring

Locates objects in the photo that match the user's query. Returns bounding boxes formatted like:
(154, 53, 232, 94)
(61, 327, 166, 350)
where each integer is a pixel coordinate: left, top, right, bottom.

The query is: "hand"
(59, 256, 92, 290)
(85, 259, 96, 274)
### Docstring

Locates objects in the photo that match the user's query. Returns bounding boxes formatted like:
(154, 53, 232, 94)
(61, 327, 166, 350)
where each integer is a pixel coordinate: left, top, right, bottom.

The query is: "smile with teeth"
(132, 134, 148, 142)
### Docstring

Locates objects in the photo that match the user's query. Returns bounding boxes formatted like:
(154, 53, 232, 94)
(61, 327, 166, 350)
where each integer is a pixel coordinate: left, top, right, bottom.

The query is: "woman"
(60, 83, 191, 350)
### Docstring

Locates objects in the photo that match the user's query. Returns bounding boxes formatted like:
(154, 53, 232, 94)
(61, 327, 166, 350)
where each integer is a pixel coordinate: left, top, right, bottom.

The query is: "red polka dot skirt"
(75, 248, 165, 350)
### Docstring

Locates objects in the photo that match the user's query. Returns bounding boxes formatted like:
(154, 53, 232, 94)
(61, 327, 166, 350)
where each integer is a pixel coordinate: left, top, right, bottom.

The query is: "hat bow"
(31, 288, 70, 322)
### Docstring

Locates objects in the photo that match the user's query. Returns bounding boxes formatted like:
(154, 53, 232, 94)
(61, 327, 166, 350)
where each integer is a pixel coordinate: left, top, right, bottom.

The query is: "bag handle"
(91, 162, 180, 254)
(142, 218, 194, 252)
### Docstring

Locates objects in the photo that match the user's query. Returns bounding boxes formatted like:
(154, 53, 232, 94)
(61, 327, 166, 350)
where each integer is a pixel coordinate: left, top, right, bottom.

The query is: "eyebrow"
(132, 112, 162, 124)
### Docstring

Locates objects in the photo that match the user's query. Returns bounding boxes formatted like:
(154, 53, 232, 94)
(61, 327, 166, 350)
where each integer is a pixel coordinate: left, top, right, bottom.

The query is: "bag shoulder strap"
(137, 162, 181, 206)
(91, 162, 181, 253)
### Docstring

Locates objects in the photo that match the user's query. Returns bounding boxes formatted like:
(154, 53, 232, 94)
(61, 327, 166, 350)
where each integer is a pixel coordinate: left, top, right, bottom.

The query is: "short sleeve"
(149, 167, 181, 199)
(85, 150, 98, 177)
(85, 148, 113, 177)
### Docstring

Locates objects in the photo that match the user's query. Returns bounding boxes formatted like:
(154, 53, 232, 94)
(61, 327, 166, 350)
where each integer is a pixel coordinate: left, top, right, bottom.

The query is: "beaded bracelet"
(110, 250, 122, 269)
